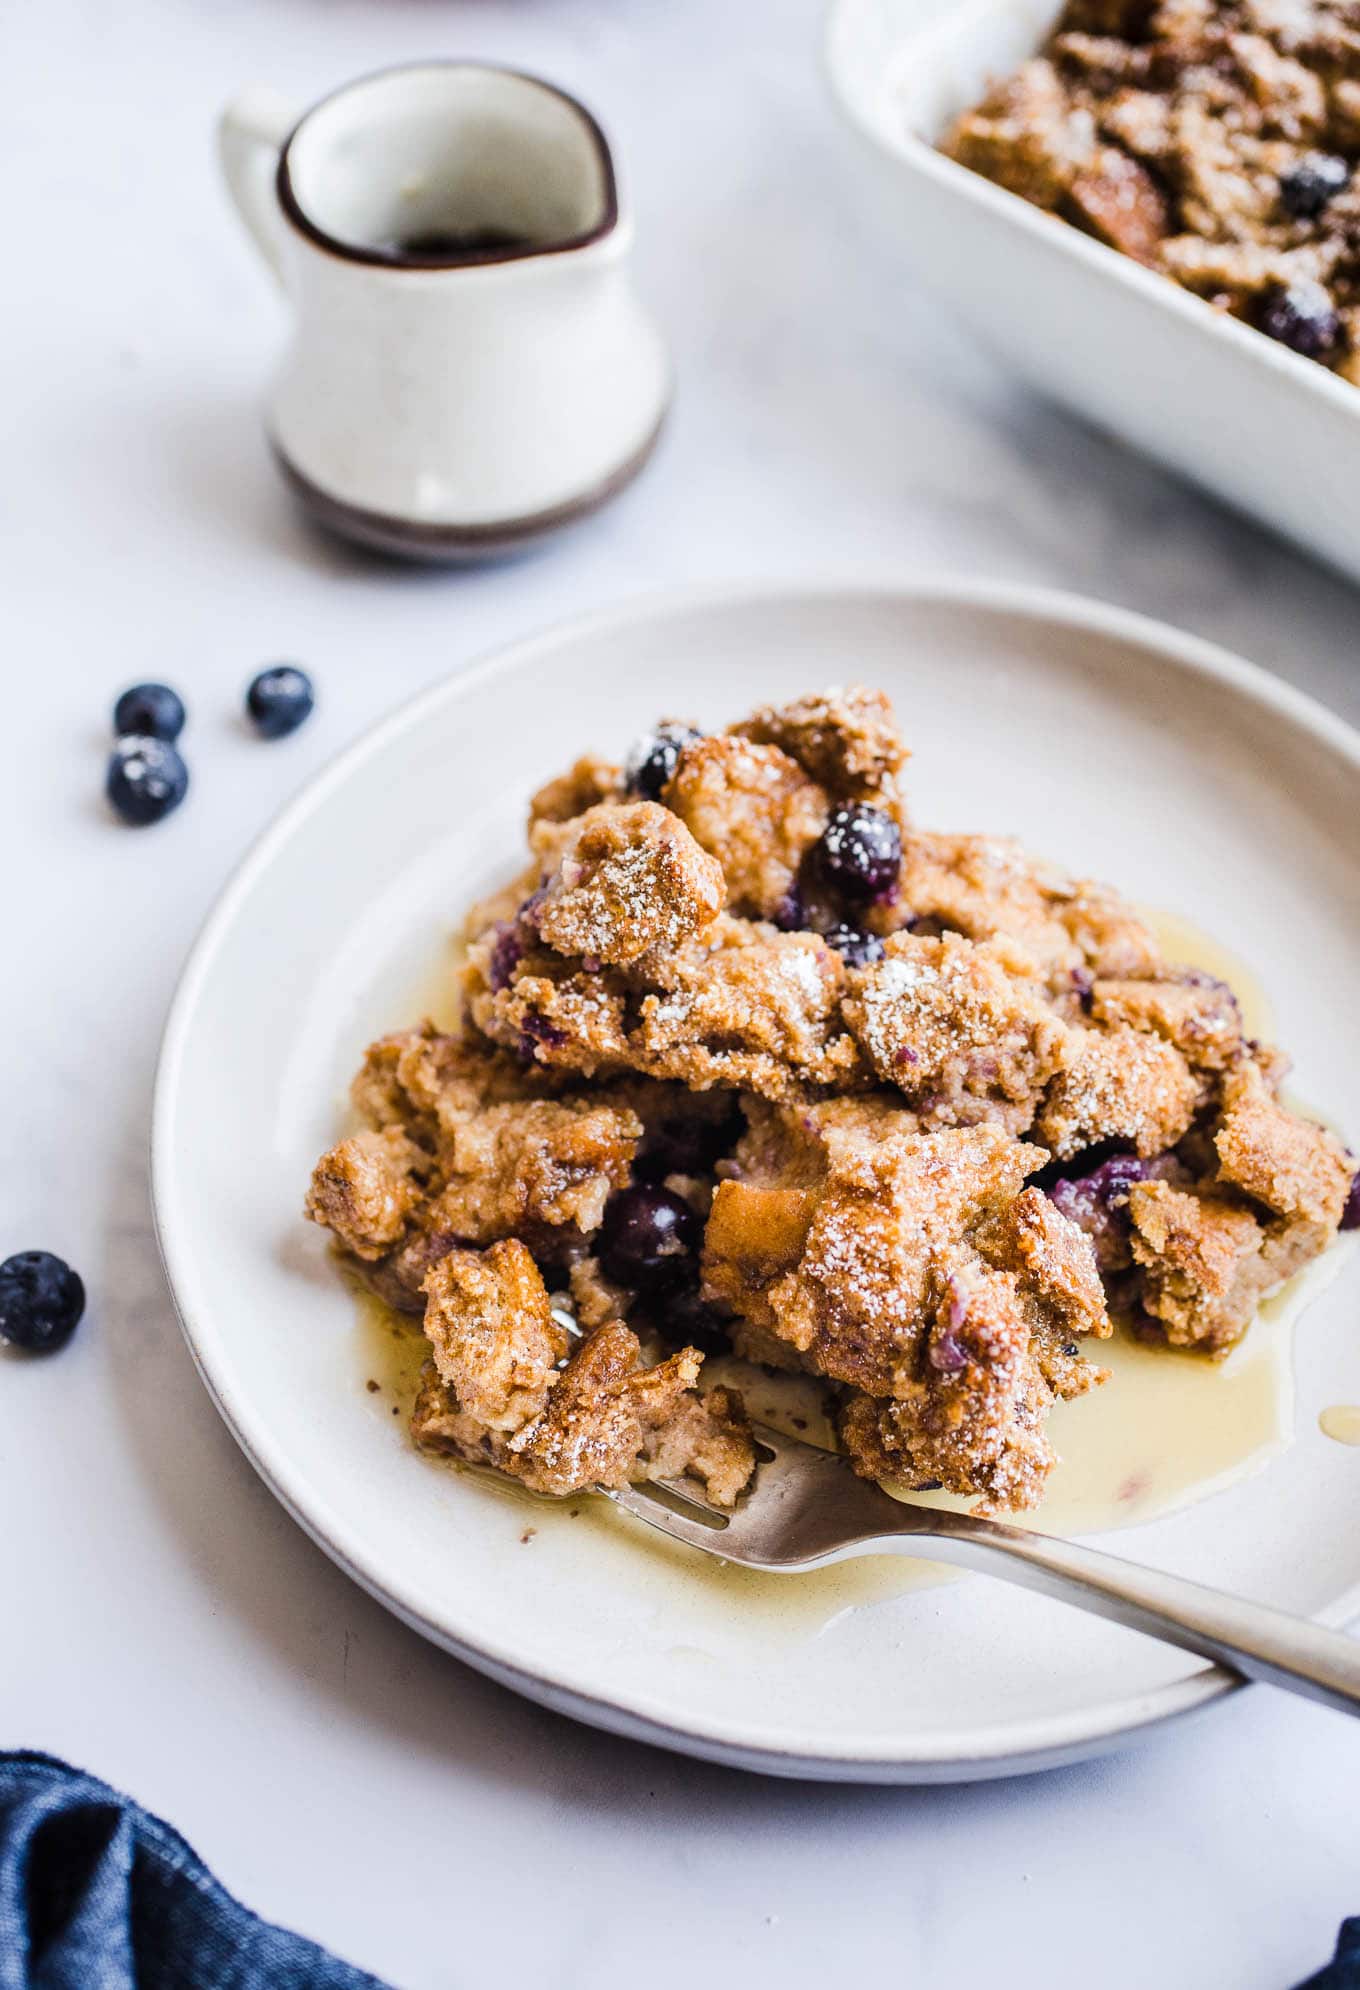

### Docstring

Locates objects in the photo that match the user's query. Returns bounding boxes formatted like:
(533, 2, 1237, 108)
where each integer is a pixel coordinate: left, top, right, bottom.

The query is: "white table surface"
(5, 1, 1360, 1984)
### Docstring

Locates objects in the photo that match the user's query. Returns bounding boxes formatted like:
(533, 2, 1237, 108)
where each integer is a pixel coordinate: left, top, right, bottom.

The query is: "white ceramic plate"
(824, 0, 1360, 585)
(153, 584, 1360, 1782)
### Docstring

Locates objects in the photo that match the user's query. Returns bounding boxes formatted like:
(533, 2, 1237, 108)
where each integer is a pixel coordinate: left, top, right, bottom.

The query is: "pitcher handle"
(218, 87, 298, 291)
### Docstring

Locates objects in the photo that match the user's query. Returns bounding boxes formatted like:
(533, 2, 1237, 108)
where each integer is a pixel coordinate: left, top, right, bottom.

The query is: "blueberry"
(651, 1275, 731, 1355)
(0, 1251, 86, 1354)
(113, 681, 185, 742)
(1342, 1170, 1360, 1232)
(517, 1013, 566, 1063)
(246, 665, 314, 740)
(488, 922, 526, 993)
(929, 1331, 969, 1374)
(598, 1185, 700, 1290)
(771, 885, 806, 932)
(1048, 1152, 1172, 1271)
(814, 804, 902, 902)
(1257, 279, 1342, 360)
(106, 735, 189, 826)
(636, 1101, 744, 1182)
(623, 722, 701, 803)
(1280, 154, 1350, 220)
(824, 923, 886, 969)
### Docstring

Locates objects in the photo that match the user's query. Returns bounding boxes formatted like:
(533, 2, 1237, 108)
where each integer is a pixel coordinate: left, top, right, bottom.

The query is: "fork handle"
(903, 1510, 1360, 1716)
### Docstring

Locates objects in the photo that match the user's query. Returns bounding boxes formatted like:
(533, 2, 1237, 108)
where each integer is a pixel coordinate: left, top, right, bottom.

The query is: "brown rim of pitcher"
(274, 61, 620, 270)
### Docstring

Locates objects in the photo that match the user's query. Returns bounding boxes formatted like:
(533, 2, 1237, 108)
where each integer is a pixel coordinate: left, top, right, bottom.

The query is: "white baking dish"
(825, 0, 1360, 583)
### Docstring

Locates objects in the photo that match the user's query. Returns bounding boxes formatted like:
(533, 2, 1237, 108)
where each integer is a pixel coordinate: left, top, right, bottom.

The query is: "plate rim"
(151, 578, 1360, 1780)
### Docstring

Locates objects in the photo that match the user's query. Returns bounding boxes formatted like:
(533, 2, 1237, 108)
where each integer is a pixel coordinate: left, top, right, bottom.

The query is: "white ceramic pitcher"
(219, 64, 672, 559)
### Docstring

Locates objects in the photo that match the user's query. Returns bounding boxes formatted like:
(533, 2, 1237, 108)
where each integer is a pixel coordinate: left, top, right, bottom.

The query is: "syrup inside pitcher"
(380, 225, 533, 263)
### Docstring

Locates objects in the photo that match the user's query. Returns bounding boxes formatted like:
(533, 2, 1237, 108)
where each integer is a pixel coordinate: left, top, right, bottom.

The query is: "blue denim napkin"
(0, 1752, 389, 1989)
(1298, 1919, 1360, 1989)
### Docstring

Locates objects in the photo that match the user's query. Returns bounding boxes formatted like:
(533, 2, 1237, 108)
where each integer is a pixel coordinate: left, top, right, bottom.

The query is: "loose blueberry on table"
(814, 803, 902, 902)
(246, 665, 315, 740)
(112, 681, 186, 742)
(106, 735, 190, 827)
(0, 1251, 86, 1354)
(623, 722, 702, 803)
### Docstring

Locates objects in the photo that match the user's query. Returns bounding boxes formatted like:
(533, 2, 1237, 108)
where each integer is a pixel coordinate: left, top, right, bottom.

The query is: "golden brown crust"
(411, 1309, 757, 1507)
(732, 685, 908, 795)
(1215, 1061, 1352, 1227)
(843, 931, 1068, 1131)
(1036, 1024, 1204, 1160)
(837, 1264, 1083, 1513)
(425, 1093, 641, 1243)
(975, 1184, 1112, 1340)
(702, 1181, 820, 1325)
(422, 1241, 570, 1432)
(664, 735, 830, 921)
(629, 919, 862, 1096)
(466, 910, 862, 1101)
(759, 1123, 1035, 1395)
(891, 832, 1091, 981)
(304, 1129, 428, 1261)
(529, 754, 622, 828)
(306, 1029, 646, 1306)
(534, 801, 725, 966)
(1057, 880, 1165, 979)
(1128, 1180, 1266, 1351)
(1090, 972, 1243, 1070)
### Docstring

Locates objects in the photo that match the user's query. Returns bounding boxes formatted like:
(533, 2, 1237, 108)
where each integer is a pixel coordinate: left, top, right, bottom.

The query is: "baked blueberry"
(623, 722, 701, 802)
(0, 1251, 86, 1354)
(1280, 155, 1350, 220)
(929, 1330, 969, 1374)
(517, 1013, 566, 1063)
(488, 922, 526, 992)
(824, 923, 885, 968)
(814, 803, 902, 901)
(246, 665, 314, 739)
(771, 885, 806, 932)
(598, 1185, 700, 1289)
(106, 736, 189, 826)
(652, 1274, 730, 1355)
(1342, 1169, 1360, 1232)
(1257, 280, 1342, 360)
(113, 681, 185, 742)
(636, 1101, 744, 1182)
(1049, 1152, 1174, 1271)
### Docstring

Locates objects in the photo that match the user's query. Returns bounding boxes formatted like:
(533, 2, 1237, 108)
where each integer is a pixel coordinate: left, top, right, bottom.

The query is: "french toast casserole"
(305, 686, 1357, 1515)
(943, 0, 1360, 380)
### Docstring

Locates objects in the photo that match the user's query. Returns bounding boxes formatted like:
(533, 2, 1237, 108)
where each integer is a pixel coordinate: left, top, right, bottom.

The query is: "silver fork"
(605, 1424, 1360, 1717)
